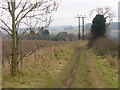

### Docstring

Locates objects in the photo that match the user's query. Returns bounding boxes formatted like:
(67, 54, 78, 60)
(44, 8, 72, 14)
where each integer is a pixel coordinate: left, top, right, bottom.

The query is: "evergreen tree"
(91, 14, 106, 40)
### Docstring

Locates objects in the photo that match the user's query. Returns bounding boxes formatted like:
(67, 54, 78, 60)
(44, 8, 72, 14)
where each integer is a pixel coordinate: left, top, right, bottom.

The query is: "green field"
(49, 29, 78, 34)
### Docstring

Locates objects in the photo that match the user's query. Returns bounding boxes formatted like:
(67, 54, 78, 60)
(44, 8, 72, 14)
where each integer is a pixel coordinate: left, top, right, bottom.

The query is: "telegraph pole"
(76, 15, 86, 40)
(82, 16, 85, 40)
(76, 15, 81, 40)
(80, 15, 86, 40)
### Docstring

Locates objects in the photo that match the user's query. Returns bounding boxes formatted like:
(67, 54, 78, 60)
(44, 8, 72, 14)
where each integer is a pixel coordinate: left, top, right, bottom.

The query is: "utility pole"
(76, 15, 86, 40)
(76, 15, 81, 40)
(81, 16, 85, 40)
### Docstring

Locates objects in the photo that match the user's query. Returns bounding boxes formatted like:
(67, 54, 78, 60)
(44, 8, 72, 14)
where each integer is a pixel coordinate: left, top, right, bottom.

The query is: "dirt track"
(62, 47, 81, 88)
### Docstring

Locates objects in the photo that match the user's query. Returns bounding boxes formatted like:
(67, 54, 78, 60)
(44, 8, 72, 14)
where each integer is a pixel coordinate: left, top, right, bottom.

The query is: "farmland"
(2, 39, 118, 88)
(2, 40, 71, 62)
(0, 0, 119, 89)
(2, 40, 81, 88)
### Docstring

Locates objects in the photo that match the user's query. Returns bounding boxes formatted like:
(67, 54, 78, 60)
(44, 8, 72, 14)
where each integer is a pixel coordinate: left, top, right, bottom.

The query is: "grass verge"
(93, 52, 118, 88)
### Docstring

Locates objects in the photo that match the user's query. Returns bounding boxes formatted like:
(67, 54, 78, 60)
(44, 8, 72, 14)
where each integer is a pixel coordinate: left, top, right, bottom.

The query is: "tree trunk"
(11, 1, 18, 77)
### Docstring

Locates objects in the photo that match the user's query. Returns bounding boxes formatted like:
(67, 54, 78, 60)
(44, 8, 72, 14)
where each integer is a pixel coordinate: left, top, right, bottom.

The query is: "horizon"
(49, 21, 119, 27)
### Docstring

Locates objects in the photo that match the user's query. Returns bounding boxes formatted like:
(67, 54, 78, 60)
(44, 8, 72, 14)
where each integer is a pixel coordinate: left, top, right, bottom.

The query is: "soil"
(62, 47, 81, 88)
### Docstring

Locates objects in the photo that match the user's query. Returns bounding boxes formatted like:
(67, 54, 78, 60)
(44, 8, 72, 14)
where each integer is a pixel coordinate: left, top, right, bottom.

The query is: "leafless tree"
(90, 6, 115, 25)
(0, 0, 59, 77)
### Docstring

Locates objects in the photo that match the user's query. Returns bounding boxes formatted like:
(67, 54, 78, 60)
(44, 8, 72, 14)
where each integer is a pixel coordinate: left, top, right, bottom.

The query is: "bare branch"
(15, 0, 23, 9)
(15, 0, 29, 21)
(19, 22, 31, 27)
(7, 1, 12, 16)
(90, 6, 114, 24)
(26, 13, 43, 18)
(0, 6, 8, 10)
(17, 50, 35, 65)
(44, 16, 53, 28)
(0, 19, 12, 31)
(0, 26, 13, 37)
(15, 2, 44, 26)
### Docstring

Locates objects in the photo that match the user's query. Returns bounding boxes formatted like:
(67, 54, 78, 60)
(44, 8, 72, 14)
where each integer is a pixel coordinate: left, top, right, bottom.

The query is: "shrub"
(91, 37, 118, 58)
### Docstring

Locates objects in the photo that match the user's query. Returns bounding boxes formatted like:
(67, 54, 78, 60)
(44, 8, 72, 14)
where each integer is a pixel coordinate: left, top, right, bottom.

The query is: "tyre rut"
(62, 47, 81, 88)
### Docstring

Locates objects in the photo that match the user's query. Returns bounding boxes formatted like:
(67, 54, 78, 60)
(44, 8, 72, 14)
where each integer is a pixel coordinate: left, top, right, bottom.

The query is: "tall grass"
(3, 41, 81, 88)
(90, 37, 118, 58)
(88, 37, 118, 67)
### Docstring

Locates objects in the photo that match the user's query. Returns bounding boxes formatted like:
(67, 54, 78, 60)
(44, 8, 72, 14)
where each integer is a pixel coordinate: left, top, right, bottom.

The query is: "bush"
(90, 37, 118, 58)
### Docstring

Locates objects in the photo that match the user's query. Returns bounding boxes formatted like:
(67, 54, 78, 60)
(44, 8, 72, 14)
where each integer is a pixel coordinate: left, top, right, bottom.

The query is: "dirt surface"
(62, 47, 81, 88)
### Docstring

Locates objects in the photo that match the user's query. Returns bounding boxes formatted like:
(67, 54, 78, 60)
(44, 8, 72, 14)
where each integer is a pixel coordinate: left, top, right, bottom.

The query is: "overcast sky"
(0, 0, 119, 27)
(50, 0, 119, 26)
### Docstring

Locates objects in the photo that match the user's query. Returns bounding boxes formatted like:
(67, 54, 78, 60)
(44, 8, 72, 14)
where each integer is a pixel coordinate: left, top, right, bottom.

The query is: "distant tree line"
(2, 27, 77, 41)
(27, 27, 77, 41)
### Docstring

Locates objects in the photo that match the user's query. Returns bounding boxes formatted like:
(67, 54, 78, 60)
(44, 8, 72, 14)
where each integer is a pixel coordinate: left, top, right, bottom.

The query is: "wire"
(53, 17, 75, 21)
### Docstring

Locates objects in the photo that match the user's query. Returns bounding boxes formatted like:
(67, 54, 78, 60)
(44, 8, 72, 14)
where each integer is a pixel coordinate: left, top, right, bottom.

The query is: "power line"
(53, 17, 75, 21)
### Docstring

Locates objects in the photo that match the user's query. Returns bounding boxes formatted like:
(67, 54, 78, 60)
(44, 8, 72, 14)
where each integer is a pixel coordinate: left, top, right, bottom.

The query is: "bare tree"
(90, 6, 115, 24)
(0, 0, 59, 77)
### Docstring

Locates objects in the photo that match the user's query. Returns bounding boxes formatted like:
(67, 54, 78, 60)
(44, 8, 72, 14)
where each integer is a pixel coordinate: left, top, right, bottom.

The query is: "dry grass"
(88, 37, 118, 68)
(2, 40, 81, 88)
(91, 37, 118, 58)
(107, 54, 118, 67)
(2, 40, 71, 65)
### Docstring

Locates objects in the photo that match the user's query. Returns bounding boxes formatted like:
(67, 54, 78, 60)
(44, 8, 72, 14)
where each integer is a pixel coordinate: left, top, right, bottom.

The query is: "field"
(49, 29, 78, 34)
(0, 0, 119, 89)
(3, 40, 81, 88)
(2, 39, 118, 88)
(2, 40, 71, 62)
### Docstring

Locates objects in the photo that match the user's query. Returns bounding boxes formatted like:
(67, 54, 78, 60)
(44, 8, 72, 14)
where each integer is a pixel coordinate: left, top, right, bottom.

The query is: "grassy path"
(71, 46, 103, 88)
(61, 46, 118, 88)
